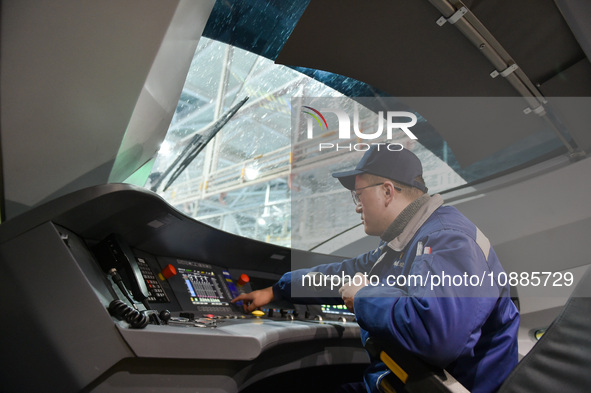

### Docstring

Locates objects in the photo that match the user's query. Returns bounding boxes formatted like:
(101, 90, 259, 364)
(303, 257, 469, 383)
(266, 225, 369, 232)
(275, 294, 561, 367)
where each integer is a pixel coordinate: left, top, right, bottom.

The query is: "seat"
(366, 266, 591, 393)
(364, 337, 468, 393)
(498, 266, 591, 393)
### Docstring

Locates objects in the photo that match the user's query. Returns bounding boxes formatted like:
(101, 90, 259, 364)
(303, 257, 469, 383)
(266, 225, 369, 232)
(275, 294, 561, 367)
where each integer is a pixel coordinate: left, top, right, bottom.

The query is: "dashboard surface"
(0, 184, 367, 393)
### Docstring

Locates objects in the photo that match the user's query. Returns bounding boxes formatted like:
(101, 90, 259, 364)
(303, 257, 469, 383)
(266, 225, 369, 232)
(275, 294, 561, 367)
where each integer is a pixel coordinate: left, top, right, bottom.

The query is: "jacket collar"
(383, 194, 443, 252)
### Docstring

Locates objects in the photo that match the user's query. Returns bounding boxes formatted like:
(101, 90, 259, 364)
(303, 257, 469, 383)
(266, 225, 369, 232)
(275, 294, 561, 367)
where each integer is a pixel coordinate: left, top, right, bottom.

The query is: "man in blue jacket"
(233, 144, 519, 393)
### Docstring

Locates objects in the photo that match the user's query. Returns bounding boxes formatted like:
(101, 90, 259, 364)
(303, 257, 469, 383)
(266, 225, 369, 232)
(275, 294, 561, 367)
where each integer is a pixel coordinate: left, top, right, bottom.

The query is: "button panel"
(137, 257, 170, 303)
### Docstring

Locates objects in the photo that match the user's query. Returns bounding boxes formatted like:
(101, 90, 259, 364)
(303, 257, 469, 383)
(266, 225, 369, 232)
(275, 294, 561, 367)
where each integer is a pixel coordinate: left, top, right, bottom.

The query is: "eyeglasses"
(351, 183, 383, 205)
(351, 182, 403, 205)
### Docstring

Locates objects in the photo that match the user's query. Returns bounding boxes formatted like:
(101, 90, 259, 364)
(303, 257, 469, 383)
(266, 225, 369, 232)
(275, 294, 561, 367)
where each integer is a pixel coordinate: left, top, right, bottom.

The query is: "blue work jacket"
(273, 205, 520, 393)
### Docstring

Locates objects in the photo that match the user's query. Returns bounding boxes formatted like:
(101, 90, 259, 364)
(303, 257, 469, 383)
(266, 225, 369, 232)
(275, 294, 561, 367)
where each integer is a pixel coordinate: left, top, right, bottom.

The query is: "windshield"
(146, 38, 470, 249)
(144, 4, 570, 251)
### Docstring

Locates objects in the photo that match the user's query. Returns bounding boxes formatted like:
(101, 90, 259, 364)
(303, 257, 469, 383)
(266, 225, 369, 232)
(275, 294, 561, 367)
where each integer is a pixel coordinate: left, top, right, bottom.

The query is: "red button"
(159, 264, 177, 280)
(237, 274, 250, 286)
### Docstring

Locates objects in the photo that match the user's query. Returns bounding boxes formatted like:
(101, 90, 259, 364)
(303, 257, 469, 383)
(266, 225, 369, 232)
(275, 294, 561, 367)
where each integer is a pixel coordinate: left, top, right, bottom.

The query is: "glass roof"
(145, 1, 569, 251)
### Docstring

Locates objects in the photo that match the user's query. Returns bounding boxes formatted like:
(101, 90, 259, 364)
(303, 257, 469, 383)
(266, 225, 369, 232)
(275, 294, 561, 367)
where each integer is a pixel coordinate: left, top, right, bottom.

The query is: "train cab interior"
(1, 0, 590, 392)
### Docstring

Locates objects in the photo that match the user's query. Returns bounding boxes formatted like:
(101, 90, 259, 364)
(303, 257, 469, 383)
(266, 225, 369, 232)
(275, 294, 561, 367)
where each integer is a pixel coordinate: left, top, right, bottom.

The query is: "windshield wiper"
(151, 96, 249, 192)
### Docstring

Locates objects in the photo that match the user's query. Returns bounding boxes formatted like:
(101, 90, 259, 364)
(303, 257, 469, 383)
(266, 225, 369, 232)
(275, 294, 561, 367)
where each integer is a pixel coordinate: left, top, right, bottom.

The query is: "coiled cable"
(108, 299, 149, 329)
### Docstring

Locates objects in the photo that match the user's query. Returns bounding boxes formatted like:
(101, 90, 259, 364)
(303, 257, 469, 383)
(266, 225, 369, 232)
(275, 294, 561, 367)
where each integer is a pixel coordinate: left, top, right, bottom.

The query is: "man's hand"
(232, 286, 274, 313)
(338, 272, 368, 313)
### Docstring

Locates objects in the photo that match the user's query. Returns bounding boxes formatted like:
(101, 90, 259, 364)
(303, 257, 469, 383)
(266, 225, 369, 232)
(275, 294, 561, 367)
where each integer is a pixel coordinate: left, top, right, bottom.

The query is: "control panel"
(93, 236, 304, 326)
(0, 185, 366, 393)
(91, 233, 354, 330)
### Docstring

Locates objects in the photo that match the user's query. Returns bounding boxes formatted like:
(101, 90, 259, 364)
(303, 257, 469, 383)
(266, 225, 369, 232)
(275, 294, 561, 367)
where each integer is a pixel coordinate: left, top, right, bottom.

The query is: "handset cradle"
(94, 234, 150, 304)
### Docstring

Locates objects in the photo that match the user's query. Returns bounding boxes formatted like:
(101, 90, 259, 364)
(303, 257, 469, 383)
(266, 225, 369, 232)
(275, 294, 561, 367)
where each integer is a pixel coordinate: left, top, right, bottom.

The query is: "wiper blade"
(151, 96, 249, 192)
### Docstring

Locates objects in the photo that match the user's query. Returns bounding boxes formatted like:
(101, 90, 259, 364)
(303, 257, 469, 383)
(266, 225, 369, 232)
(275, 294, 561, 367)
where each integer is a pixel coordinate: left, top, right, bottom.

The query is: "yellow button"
(251, 310, 264, 317)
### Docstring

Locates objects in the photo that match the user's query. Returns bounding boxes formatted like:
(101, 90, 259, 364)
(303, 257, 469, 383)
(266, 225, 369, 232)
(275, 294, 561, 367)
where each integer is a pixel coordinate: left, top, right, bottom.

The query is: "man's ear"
(383, 182, 396, 206)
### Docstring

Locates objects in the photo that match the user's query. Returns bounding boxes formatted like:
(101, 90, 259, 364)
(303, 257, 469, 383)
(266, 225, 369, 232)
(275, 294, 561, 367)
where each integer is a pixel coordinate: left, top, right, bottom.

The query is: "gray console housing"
(0, 184, 367, 392)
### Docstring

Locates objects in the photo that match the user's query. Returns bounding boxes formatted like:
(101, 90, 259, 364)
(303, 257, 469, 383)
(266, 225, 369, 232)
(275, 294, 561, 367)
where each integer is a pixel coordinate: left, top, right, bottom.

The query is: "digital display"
(321, 304, 354, 316)
(161, 258, 242, 316)
(223, 270, 241, 303)
(179, 267, 230, 306)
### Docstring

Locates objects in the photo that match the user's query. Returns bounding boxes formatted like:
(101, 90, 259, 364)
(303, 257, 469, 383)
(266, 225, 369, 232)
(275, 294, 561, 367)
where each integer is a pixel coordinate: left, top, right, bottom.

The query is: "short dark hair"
(393, 176, 427, 199)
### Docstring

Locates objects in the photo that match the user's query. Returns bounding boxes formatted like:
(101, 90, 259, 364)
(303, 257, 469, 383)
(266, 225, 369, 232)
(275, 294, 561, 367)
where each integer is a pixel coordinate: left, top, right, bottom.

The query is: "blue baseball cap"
(332, 145, 427, 192)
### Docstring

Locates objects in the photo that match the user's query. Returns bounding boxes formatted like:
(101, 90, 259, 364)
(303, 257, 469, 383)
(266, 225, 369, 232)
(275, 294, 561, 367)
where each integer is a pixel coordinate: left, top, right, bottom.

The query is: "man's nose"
(355, 203, 362, 214)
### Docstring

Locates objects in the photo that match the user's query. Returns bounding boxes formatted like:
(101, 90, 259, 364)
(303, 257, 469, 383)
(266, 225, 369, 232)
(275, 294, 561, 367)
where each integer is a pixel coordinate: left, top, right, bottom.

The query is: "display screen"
(163, 258, 241, 315)
(180, 267, 231, 307)
(321, 304, 354, 316)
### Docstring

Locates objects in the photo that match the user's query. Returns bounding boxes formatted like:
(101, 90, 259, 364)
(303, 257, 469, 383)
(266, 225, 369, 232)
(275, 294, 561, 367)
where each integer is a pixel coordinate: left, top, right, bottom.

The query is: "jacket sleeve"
(353, 229, 501, 367)
(273, 242, 385, 304)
